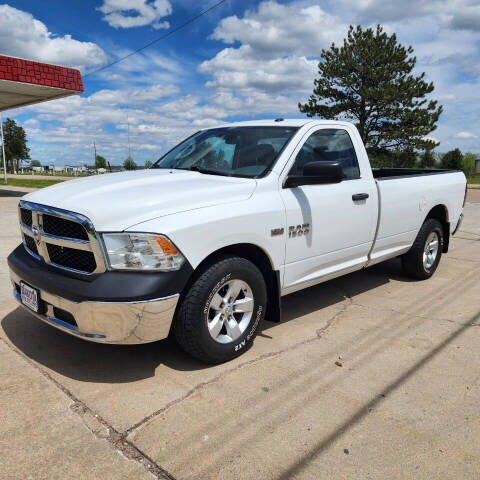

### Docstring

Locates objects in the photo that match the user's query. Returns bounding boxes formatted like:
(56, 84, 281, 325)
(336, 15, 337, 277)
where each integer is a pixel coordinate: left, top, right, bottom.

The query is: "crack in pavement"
(125, 287, 353, 437)
(3, 260, 477, 475)
(0, 335, 177, 480)
(351, 301, 480, 327)
(124, 265, 479, 438)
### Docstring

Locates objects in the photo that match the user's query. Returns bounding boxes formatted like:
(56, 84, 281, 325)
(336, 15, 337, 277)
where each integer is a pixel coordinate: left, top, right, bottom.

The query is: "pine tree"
(299, 25, 442, 153)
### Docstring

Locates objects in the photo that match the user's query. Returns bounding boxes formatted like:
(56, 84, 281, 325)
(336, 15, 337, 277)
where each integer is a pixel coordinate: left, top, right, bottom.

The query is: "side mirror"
(284, 161, 343, 188)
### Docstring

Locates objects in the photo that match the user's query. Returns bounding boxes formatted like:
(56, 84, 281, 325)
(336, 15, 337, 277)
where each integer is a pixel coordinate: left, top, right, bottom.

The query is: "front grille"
(47, 244, 97, 273)
(24, 235, 38, 255)
(19, 202, 104, 275)
(20, 208, 32, 227)
(43, 214, 89, 240)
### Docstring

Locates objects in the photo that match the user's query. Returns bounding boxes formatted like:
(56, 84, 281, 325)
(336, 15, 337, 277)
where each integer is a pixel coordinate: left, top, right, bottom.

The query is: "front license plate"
(20, 282, 39, 313)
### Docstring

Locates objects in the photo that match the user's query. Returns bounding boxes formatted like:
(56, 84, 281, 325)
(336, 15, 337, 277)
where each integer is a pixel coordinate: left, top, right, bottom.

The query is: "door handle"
(352, 193, 369, 201)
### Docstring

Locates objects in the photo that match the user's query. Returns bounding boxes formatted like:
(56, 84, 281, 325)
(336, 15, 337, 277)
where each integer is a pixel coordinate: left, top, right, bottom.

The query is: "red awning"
(0, 55, 84, 112)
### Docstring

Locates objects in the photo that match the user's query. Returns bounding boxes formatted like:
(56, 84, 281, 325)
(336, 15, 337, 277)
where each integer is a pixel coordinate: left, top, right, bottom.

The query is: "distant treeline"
(369, 148, 478, 177)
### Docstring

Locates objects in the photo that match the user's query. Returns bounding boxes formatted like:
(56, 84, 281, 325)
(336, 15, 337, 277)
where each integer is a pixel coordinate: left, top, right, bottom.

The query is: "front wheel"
(173, 255, 267, 363)
(402, 219, 444, 280)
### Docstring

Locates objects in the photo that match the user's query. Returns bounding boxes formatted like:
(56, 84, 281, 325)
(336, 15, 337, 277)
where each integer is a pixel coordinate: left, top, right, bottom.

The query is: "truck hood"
(23, 169, 257, 231)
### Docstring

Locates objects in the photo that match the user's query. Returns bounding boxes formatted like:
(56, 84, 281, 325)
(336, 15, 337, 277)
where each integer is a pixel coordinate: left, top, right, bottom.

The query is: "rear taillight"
(463, 184, 468, 207)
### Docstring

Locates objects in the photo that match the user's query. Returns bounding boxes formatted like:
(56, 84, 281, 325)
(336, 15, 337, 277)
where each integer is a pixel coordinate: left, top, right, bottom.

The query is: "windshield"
(152, 126, 298, 178)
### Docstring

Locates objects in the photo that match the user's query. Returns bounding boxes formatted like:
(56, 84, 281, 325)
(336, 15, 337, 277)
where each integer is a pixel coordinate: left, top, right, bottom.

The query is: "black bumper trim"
(8, 244, 193, 303)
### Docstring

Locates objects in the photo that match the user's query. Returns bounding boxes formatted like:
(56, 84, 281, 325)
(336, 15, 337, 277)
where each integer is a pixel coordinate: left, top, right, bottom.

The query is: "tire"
(402, 219, 444, 280)
(173, 255, 267, 364)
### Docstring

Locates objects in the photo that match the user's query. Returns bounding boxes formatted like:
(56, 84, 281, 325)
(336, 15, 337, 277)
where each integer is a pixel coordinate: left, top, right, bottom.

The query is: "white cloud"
(98, 0, 172, 29)
(451, 4, 480, 31)
(106, 73, 127, 82)
(456, 131, 478, 139)
(98, 49, 188, 87)
(0, 5, 107, 71)
(337, 0, 480, 31)
(199, 1, 345, 95)
(90, 84, 180, 106)
(200, 46, 318, 93)
(337, 0, 441, 23)
(20, 85, 228, 165)
(210, 1, 345, 58)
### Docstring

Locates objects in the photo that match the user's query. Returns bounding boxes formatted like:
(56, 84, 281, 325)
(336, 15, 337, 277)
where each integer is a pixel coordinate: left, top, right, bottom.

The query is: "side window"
(291, 129, 360, 180)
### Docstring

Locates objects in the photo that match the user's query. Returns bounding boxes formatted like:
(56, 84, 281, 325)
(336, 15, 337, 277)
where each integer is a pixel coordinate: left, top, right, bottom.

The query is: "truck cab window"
(292, 129, 360, 180)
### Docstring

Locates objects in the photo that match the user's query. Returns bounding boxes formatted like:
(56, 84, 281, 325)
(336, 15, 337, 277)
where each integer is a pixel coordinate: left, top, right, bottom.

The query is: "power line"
(84, 0, 229, 78)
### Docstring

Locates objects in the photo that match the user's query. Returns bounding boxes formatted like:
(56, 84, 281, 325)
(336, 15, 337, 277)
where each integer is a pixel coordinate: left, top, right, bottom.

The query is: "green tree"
(397, 148, 417, 168)
(123, 156, 136, 170)
(440, 149, 463, 170)
(369, 148, 417, 168)
(144, 160, 153, 169)
(462, 152, 477, 177)
(420, 149, 436, 169)
(30, 159, 42, 167)
(95, 154, 107, 170)
(2, 118, 30, 173)
(299, 25, 442, 153)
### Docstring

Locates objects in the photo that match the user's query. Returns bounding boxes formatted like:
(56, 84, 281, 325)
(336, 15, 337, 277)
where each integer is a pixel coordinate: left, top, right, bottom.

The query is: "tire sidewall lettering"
(235, 304, 263, 351)
(203, 273, 232, 316)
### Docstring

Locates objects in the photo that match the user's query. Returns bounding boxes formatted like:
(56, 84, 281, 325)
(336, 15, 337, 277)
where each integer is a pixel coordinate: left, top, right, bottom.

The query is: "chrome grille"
(24, 234, 38, 255)
(18, 200, 106, 275)
(43, 214, 89, 241)
(47, 244, 96, 273)
(20, 207, 32, 227)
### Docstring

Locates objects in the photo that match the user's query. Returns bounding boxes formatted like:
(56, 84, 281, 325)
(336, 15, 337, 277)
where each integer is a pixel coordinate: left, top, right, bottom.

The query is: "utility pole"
(93, 140, 97, 166)
(126, 109, 132, 159)
(0, 113, 7, 184)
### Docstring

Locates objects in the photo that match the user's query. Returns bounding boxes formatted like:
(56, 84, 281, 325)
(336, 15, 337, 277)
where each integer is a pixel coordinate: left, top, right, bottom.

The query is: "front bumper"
(10, 269, 179, 344)
(7, 245, 192, 344)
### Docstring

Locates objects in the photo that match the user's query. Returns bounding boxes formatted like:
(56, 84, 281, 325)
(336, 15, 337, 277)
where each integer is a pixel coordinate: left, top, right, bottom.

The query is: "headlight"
(102, 233, 185, 271)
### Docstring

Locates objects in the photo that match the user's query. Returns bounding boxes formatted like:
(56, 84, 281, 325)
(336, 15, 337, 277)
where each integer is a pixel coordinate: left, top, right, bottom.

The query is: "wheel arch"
(181, 243, 281, 323)
(425, 204, 450, 253)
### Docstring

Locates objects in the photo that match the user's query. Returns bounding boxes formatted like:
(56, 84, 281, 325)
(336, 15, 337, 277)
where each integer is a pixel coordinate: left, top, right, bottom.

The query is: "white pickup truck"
(8, 119, 467, 363)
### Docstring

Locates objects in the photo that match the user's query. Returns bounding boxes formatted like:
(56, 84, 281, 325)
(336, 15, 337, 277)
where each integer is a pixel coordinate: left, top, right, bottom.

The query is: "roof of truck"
(205, 118, 353, 129)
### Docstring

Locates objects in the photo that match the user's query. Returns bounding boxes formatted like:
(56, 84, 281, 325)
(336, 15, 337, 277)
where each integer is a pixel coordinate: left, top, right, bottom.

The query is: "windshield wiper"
(179, 166, 232, 177)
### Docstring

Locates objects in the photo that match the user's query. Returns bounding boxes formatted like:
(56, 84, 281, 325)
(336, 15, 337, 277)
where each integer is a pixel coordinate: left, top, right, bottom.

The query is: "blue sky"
(1, 0, 479, 165)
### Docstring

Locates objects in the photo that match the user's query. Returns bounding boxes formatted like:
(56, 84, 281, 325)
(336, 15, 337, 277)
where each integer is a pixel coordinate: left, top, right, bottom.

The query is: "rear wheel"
(173, 255, 267, 363)
(402, 219, 444, 280)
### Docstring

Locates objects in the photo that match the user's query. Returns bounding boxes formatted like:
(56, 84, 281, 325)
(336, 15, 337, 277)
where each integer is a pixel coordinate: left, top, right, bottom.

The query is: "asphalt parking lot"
(1, 188, 479, 480)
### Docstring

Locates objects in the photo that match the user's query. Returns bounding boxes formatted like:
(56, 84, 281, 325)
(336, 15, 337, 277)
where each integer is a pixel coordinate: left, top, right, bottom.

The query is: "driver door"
(280, 127, 377, 293)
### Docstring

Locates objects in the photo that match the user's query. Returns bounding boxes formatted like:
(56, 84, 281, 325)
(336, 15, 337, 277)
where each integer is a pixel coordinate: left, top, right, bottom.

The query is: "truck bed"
(368, 168, 466, 267)
(372, 168, 458, 180)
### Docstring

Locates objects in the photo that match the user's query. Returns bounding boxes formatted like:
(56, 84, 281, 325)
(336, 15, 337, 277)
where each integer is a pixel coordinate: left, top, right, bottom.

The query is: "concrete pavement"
(1, 189, 479, 479)
(467, 187, 480, 203)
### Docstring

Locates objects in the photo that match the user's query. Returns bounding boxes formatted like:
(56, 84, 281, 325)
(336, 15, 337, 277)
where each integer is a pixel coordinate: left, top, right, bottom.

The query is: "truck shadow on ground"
(1, 258, 413, 384)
